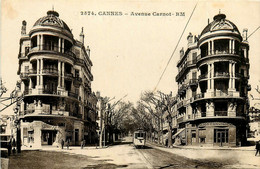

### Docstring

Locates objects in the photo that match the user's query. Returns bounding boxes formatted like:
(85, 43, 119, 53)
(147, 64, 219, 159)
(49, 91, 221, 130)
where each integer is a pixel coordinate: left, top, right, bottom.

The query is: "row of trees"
(102, 90, 177, 147)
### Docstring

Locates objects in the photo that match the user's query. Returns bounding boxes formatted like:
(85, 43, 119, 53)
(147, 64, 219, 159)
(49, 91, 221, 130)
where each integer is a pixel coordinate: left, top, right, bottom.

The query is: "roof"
(200, 13, 240, 36)
(33, 10, 71, 33)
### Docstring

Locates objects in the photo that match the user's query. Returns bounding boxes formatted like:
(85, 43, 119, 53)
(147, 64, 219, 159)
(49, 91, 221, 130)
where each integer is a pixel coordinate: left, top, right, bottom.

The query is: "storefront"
(186, 122, 237, 147)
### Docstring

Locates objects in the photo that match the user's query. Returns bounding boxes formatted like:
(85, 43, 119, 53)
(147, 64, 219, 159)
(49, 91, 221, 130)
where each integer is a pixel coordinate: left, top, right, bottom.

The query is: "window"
(25, 66, 29, 73)
(25, 47, 30, 56)
(75, 69, 80, 78)
(192, 52, 197, 63)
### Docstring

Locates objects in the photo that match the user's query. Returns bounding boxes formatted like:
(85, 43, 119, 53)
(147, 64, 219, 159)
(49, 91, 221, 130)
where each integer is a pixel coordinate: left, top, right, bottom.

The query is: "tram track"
(132, 142, 225, 169)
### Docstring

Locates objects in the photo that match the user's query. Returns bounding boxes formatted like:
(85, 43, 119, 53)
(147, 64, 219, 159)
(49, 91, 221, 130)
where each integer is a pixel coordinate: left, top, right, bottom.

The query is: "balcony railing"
(73, 77, 82, 86)
(177, 116, 184, 123)
(214, 72, 229, 78)
(42, 69, 58, 75)
(198, 74, 207, 80)
(20, 72, 29, 79)
(29, 44, 76, 60)
(212, 90, 230, 97)
(198, 49, 241, 61)
(178, 84, 187, 94)
(201, 112, 206, 117)
(189, 79, 198, 86)
(68, 91, 78, 99)
(214, 111, 228, 116)
(29, 69, 37, 74)
(190, 93, 205, 102)
(176, 60, 197, 81)
(190, 91, 241, 103)
(64, 72, 73, 78)
(43, 89, 58, 95)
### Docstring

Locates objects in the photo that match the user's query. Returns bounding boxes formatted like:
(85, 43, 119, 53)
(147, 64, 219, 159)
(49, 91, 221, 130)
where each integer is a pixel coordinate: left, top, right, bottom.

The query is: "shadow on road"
(135, 145, 153, 149)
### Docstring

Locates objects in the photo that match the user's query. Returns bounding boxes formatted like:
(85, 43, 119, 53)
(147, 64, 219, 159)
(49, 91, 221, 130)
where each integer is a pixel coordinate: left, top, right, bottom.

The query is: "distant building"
(17, 10, 97, 148)
(174, 13, 250, 147)
(248, 107, 260, 138)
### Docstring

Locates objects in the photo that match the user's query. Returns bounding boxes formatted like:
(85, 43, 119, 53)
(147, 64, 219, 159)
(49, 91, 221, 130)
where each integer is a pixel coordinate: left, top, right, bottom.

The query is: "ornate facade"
(174, 13, 250, 147)
(17, 10, 97, 148)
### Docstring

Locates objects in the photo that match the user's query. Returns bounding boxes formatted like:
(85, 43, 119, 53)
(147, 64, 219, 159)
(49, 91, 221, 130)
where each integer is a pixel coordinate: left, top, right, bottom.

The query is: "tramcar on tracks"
(133, 130, 146, 148)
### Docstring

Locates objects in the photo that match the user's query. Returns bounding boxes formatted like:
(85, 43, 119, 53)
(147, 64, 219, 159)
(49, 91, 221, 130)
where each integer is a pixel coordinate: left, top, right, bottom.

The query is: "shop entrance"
(214, 129, 229, 146)
(42, 130, 57, 145)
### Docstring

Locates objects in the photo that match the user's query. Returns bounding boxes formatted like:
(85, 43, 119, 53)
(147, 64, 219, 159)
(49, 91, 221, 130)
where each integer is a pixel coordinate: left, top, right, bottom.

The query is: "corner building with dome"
(17, 10, 98, 148)
(174, 13, 250, 147)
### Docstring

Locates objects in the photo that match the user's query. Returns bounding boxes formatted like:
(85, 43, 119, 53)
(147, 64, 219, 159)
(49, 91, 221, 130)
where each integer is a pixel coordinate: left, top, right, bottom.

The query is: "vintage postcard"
(1, 0, 260, 168)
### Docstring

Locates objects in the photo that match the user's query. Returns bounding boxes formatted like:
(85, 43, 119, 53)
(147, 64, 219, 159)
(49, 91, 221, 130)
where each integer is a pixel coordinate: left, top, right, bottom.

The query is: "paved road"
(8, 137, 260, 169)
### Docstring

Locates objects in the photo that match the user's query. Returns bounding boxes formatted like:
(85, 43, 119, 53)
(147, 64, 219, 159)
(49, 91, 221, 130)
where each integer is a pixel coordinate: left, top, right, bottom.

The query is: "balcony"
(20, 72, 29, 80)
(64, 72, 73, 79)
(198, 49, 241, 63)
(198, 74, 207, 81)
(22, 106, 70, 116)
(73, 77, 82, 87)
(191, 91, 241, 103)
(177, 116, 184, 123)
(176, 59, 197, 81)
(68, 91, 79, 99)
(42, 69, 58, 76)
(189, 79, 198, 87)
(29, 69, 37, 75)
(214, 72, 229, 78)
(177, 100, 187, 109)
(43, 89, 57, 95)
(190, 93, 205, 103)
(28, 44, 76, 60)
(178, 84, 187, 95)
(214, 111, 228, 116)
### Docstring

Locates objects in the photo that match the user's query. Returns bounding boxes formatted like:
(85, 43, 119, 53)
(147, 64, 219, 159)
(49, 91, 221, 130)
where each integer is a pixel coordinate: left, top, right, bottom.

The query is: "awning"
(172, 128, 185, 139)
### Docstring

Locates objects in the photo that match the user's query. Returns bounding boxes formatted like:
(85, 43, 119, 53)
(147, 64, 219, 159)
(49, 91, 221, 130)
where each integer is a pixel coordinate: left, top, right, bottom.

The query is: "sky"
(1, 0, 260, 113)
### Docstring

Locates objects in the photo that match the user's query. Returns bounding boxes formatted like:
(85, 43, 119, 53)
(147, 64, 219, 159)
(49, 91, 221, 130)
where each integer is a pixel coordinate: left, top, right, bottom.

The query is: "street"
(8, 137, 260, 169)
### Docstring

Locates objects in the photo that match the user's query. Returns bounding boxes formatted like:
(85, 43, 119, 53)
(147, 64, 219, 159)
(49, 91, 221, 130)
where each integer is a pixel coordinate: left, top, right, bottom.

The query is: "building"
(174, 13, 250, 147)
(248, 107, 260, 139)
(17, 10, 97, 148)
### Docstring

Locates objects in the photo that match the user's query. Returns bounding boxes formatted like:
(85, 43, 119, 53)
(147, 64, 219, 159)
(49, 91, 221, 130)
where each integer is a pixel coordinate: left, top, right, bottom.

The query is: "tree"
(139, 90, 177, 147)
(140, 91, 165, 145)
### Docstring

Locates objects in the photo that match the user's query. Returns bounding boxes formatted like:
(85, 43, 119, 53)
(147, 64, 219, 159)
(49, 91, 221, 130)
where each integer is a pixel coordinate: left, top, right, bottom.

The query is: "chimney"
(80, 27, 84, 44)
(243, 28, 248, 41)
(96, 91, 100, 98)
(21, 20, 27, 35)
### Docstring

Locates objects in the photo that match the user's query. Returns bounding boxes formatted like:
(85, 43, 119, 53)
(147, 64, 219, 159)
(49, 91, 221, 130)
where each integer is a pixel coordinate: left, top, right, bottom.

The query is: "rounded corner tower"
(17, 10, 97, 148)
(175, 13, 250, 147)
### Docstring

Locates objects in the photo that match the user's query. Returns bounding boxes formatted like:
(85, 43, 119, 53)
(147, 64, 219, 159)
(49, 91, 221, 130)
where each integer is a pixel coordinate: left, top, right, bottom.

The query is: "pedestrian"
(81, 139, 84, 149)
(255, 140, 260, 156)
(61, 139, 64, 149)
(66, 138, 70, 150)
(8, 138, 12, 156)
(11, 136, 16, 154)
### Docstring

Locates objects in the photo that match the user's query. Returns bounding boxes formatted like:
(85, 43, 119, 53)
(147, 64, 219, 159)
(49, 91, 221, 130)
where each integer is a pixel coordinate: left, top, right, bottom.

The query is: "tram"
(133, 130, 146, 148)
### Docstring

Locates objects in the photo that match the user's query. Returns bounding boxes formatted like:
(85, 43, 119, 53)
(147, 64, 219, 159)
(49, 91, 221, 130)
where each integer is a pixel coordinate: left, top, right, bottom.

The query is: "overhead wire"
(248, 26, 260, 39)
(154, 2, 198, 92)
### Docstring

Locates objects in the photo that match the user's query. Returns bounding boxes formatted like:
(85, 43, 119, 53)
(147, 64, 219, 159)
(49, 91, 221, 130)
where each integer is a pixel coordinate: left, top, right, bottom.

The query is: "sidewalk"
(148, 142, 260, 169)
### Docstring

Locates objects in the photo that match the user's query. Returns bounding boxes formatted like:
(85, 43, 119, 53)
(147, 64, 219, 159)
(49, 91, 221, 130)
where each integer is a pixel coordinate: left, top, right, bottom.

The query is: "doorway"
(214, 129, 229, 146)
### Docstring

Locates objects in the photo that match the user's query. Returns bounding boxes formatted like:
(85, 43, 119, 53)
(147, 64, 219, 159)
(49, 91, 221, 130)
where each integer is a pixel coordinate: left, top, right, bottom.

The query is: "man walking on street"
(61, 139, 64, 149)
(66, 138, 70, 150)
(255, 140, 260, 156)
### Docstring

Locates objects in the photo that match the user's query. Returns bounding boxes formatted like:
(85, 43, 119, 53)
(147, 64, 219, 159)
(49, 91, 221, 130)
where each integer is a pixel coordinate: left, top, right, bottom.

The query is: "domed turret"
(32, 10, 71, 33)
(200, 13, 240, 36)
